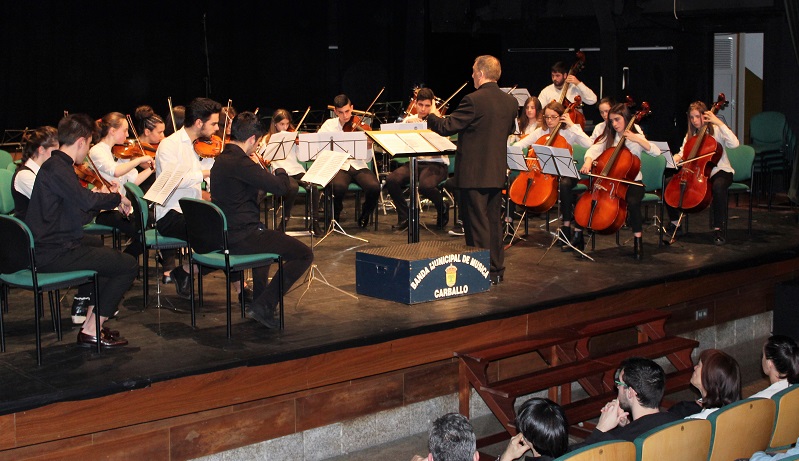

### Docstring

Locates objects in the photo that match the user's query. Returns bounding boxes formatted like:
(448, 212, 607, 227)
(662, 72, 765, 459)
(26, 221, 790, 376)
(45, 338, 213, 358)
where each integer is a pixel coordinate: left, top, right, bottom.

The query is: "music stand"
(504, 146, 531, 248)
(298, 132, 370, 244)
(533, 145, 595, 262)
(294, 149, 358, 305)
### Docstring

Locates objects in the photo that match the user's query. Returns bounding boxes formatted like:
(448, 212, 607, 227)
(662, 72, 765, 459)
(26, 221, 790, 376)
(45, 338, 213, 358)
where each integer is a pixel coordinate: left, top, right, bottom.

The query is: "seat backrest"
(0, 169, 15, 214)
(727, 145, 756, 182)
(0, 150, 12, 169)
(769, 385, 799, 450)
(125, 182, 144, 198)
(0, 214, 33, 274)
(179, 198, 227, 254)
(707, 398, 776, 461)
(124, 183, 149, 230)
(750, 112, 787, 147)
(6, 161, 17, 172)
(634, 418, 711, 461)
(554, 441, 636, 461)
(639, 153, 667, 193)
(572, 144, 590, 181)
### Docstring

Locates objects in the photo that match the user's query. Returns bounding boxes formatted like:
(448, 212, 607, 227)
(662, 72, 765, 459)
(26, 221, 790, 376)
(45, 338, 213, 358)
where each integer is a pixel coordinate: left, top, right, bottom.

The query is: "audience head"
(515, 397, 569, 458)
(692, 349, 741, 409)
(616, 357, 666, 411)
(763, 335, 799, 384)
(428, 413, 478, 461)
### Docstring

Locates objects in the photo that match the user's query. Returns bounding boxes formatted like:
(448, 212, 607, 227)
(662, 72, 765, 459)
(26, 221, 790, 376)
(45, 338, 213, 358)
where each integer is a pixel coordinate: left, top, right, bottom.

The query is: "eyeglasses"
(614, 380, 629, 388)
(543, 115, 559, 120)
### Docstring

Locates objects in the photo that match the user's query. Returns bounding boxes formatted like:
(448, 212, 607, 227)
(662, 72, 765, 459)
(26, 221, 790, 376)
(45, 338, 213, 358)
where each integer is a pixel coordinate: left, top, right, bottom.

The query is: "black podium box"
(356, 241, 491, 304)
(774, 281, 799, 338)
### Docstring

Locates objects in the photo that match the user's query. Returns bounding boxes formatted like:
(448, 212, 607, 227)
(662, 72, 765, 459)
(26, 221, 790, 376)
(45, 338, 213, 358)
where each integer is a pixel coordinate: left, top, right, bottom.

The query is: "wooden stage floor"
(1, 201, 797, 416)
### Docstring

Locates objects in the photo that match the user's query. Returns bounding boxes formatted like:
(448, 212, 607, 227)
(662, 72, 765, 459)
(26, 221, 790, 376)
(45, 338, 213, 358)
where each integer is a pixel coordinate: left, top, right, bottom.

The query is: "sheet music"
(533, 145, 579, 178)
(500, 87, 532, 107)
(649, 141, 676, 169)
(380, 122, 427, 131)
(419, 132, 457, 151)
(370, 132, 415, 155)
(261, 130, 297, 161)
(397, 132, 435, 152)
(143, 164, 191, 205)
(301, 150, 349, 187)
(507, 145, 528, 171)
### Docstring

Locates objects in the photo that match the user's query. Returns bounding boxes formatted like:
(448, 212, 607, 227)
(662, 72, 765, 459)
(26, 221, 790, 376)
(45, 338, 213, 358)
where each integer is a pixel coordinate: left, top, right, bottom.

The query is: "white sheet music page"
(143, 164, 191, 205)
(301, 150, 349, 187)
(380, 122, 427, 131)
(370, 132, 414, 156)
(397, 132, 435, 153)
(261, 130, 297, 161)
(420, 131, 456, 151)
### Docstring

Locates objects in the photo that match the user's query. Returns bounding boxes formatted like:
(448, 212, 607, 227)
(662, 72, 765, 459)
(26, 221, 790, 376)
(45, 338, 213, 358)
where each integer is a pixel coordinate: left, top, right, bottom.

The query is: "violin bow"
(167, 97, 177, 132)
(126, 114, 154, 170)
(438, 81, 469, 111)
(222, 99, 233, 144)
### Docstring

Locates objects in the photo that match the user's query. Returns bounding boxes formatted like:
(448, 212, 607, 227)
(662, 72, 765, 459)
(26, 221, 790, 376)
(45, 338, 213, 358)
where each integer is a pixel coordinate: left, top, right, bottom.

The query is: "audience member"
(411, 413, 479, 461)
(498, 398, 568, 461)
(571, 357, 678, 449)
(750, 437, 799, 460)
(670, 349, 742, 419)
(750, 335, 799, 399)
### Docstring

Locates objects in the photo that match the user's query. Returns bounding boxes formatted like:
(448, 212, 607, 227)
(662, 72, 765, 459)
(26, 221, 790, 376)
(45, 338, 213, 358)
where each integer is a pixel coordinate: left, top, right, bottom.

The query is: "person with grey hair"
(411, 413, 479, 461)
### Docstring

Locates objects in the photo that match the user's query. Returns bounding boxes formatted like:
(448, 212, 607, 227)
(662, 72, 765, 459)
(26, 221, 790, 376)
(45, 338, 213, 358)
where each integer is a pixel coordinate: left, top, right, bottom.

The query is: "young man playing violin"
(210, 112, 314, 329)
(384, 87, 450, 231)
(538, 61, 597, 109)
(317, 94, 381, 229)
(24, 114, 137, 348)
(155, 97, 220, 301)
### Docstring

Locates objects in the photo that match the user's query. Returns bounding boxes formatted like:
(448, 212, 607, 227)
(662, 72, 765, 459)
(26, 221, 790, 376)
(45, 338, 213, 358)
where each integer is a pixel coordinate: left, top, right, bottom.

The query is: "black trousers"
(39, 245, 137, 318)
(625, 182, 645, 233)
(384, 162, 448, 222)
(666, 171, 733, 229)
(329, 167, 380, 220)
(559, 177, 578, 223)
(228, 226, 314, 309)
(96, 210, 142, 257)
(462, 187, 504, 278)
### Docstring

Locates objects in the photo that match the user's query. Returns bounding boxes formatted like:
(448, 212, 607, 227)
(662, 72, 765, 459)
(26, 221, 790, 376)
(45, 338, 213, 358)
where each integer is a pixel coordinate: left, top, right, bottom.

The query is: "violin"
(400, 84, 458, 119)
(574, 102, 651, 235)
(193, 135, 224, 158)
(113, 140, 157, 160)
(343, 114, 372, 132)
(508, 97, 581, 212)
(663, 94, 729, 213)
(74, 163, 107, 190)
(556, 51, 587, 129)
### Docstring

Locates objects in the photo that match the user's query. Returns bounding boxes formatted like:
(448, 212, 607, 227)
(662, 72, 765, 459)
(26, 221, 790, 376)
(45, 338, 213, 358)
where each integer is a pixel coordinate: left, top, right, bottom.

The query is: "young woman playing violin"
(514, 100, 592, 249)
(577, 103, 653, 259)
(12, 126, 59, 221)
(664, 101, 738, 245)
(134, 105, 166, 146)
(90, 112, 153, 258)
(267, 108, 323, 236)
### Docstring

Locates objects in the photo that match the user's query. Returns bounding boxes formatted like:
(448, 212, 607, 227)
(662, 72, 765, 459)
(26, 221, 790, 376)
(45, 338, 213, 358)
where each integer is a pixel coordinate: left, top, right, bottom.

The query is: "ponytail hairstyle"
(21, 126, 58, 162)
(134, 105, 164, 135)
(96, 112, 127, 139)
(764, 335, 799, 384)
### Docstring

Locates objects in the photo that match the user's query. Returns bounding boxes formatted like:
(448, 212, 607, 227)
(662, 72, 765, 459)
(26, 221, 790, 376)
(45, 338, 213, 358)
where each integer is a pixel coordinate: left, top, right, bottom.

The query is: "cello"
(556, 52, 587, 129)
(574, 102, 651, 234)
(663, 94, 729, 213)
(508, 97, 581, 212)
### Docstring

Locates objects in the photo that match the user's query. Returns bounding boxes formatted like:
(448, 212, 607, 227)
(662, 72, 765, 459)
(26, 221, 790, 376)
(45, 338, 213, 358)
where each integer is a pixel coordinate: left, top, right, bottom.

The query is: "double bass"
(663, 94, 729, 213)
(508, 97, 581, 212)
(556, 52, 587, 129)
(574, 102, 651, 234)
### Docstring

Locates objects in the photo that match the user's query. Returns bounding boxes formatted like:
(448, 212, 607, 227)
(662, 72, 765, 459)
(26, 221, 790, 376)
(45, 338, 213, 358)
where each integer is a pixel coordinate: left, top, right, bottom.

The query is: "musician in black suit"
(423, 55, 518, 284)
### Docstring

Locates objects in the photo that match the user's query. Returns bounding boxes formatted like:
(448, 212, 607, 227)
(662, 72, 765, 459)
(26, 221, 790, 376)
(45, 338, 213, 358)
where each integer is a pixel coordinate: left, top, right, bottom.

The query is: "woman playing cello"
(514, 100, 592, 250)
(664, 101, 738, 245)
(576, 103, 654, 259)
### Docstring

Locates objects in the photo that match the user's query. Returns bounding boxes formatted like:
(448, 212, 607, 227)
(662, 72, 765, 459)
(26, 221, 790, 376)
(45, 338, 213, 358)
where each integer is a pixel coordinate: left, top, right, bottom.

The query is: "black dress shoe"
(170, 266, 192, 299)
(310, 220, 324, 237)
(394, 219, 409, 231)
(77, 330, 128, 348)
(713, 230, 726, 245)
(101, 326, 120, 338)
(358, 214, 370, 229)
(490, 274, 504, 285)
(245, 304, 278, 329)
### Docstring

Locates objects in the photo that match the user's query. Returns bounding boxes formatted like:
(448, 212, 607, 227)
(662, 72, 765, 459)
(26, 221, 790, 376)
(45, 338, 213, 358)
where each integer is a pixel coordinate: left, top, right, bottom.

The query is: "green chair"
(749, 111, 790, 208)
(633, 418, 711, 461)
(553, 440, 636, 461)
(706, 397, 776, 461)
(6, 161, 17, 172)
(768, 385, 799, 452)
(724, 144, 756, 237)
(0, 169, 15, 214)
(124, 183, 188, 309)
(640, 153, 667, 246)
(0, 215, 101, 364)
(0, 150, 13, 170)
(179, 198, 284, 337)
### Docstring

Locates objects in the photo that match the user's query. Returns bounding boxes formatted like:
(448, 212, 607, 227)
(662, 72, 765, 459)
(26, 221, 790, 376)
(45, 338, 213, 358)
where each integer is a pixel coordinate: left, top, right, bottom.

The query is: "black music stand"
(533, 145, 594, 262)
(504, 146, 531, 248)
